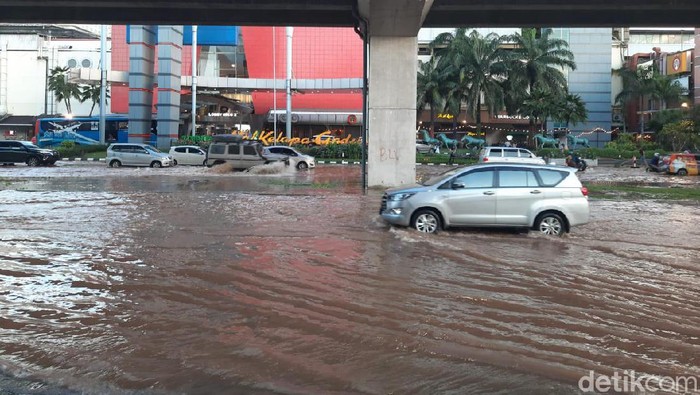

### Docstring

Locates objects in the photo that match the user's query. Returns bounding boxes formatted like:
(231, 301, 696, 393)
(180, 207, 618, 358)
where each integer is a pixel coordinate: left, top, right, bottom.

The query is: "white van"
(478, 146, 546, 165)
(106, 143, 173, 168)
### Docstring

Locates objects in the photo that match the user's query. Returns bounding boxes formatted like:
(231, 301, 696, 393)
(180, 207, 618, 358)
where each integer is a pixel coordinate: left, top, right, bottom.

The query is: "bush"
(55, 143, 108, 158)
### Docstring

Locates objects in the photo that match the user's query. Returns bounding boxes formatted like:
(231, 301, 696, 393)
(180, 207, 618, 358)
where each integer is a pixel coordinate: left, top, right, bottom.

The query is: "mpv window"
(210, 144, 225, 155)
(452, 170, 495, 188)
(504, 149, 518, 157)
(243, 145, 258, 156)
(518, 149, 533, 158)
(227, 144, 240, 155)
(499, 169, 539, 187)
(536, 169, 568, 186)
(488, 148, 502, 157)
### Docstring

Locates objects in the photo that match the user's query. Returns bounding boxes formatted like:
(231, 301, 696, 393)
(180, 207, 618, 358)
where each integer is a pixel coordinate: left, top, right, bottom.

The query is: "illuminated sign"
(230, 130, 361, 146)
(437, 113, 454, 120)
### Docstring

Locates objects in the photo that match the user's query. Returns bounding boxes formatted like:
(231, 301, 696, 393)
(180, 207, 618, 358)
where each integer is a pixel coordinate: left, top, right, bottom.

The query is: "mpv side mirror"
(452, 182, 466, 189)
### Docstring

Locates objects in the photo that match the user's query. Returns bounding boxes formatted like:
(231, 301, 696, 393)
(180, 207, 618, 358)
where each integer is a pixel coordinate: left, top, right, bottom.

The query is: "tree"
(552, 93, 588, 128)
(509, 28, 577, 143)
(648, 73, 687, 110)
(520, 88, 554, 134)
(47, 66, 81, 114)
(80, 84, 110, 117)
(658, 120, 699, 152)
(430, 29, 509, 138)
(417, 56, 449, 136)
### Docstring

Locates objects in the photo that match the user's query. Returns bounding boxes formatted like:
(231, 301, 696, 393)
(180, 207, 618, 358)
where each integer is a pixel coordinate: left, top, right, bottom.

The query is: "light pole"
(99, 24, 107, 144)
(285, 26, 293, 139)
(191, 25, 198, 137)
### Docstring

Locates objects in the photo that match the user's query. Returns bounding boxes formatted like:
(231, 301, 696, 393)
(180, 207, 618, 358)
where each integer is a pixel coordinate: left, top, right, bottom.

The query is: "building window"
(67, 59, 77, 68)
(82, 59, 92, 68)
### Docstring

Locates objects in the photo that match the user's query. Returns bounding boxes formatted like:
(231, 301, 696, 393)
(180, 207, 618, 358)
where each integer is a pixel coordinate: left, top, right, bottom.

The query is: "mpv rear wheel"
(412, 209, 441, 234)
(677, 169, 688, 176)
(536, 213, 565, 236)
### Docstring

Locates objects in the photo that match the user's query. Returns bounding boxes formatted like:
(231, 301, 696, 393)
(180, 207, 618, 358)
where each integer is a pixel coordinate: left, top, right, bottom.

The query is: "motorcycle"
(566, 155, 587, 172)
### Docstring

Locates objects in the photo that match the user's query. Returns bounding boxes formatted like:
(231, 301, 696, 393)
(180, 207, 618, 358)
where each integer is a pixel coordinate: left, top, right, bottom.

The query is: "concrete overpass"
(1, 0, 698, 186)
(1, 1, 699, 27)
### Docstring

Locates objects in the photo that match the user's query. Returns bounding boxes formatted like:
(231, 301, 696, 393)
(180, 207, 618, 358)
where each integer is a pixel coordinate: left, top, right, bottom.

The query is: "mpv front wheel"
(151, 161, 162, 168)
(412, 209, 441, 234)
(536, 212, 565, 236)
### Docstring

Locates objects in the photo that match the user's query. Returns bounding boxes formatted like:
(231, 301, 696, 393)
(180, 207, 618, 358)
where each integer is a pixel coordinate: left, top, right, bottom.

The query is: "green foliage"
(294, 143, 363, 160)
(55, 143, 108, 158)
(657, 120, 699, 152)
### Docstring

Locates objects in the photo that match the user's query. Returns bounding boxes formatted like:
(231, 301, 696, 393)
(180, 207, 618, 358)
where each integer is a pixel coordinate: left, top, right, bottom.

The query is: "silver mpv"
(380, 163, 589, 236)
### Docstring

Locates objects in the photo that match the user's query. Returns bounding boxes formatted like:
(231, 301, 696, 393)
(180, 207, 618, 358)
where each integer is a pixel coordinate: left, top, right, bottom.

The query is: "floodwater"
(1, 163, 699, 394)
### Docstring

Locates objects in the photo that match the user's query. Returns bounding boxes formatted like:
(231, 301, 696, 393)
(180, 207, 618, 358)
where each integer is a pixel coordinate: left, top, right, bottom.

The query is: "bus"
(33, 116, 157, 148)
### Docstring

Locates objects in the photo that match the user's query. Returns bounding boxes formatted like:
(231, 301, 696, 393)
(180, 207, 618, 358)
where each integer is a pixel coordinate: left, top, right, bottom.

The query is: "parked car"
(206, 134, 285, 170)
(0, 140, 60, 166)
(416, 140, 437, 154)
(169, 145, 207, 166)
(667, 152, 700, 176)
(106, 143, 173, 168)
(380, 163, 589, 236)
(479, 146, 546, 165)
(262, 146, 315, 169)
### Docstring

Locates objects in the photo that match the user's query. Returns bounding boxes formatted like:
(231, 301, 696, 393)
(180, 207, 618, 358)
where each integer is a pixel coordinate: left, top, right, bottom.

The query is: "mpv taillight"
(483, 157, 488, 162)
(581, 187, 588, 197)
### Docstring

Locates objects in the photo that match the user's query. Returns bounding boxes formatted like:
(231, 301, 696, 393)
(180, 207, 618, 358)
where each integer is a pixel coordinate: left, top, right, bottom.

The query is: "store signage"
(230, 130, 361, 146)
(437, 113, 454, 120)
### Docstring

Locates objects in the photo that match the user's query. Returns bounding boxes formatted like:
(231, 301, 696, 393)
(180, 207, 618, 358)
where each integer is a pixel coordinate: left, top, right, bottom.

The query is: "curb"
(62, 158, 105, 162)
(316, 160, 463, 166)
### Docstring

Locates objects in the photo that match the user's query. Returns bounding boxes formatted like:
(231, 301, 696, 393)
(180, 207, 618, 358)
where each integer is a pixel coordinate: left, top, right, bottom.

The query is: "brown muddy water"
(0, 163, 699, 394)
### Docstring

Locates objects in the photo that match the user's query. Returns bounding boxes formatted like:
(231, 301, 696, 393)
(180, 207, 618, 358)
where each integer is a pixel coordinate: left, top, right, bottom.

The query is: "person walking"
(639, 148, 646, 168)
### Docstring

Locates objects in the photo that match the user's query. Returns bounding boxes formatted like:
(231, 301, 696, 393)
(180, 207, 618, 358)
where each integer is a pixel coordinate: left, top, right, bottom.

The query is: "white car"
(478, 146, 546, 165)
(262, 146, 315, 169)
(169, 145, 207, 166)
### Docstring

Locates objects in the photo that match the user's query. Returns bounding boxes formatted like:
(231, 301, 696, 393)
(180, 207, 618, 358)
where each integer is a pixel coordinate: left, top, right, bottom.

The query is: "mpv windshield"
(421, 168, 462, 186)
(145, 145, 161, 153)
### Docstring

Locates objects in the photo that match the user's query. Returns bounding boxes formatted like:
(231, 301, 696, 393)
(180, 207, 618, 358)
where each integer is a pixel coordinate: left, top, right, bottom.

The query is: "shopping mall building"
(1, 24, 698, 147)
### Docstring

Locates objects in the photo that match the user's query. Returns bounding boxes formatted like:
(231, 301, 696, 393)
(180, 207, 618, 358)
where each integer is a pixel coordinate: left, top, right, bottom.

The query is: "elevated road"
(0, 0, 698, 27)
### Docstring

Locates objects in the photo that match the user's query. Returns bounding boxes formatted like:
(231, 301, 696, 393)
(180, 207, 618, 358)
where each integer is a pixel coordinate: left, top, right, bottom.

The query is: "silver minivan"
(107, 143, 173, 168)
(380, 163, 589, 236)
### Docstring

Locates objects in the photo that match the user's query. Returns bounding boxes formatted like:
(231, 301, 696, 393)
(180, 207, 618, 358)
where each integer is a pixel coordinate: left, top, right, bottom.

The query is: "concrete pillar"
(128, 25, 156, 144)
(367, 37, 418, 187)
(360, 0, 433, 187)
(156, 26, 183, 149)
(695, 29, 700, 106)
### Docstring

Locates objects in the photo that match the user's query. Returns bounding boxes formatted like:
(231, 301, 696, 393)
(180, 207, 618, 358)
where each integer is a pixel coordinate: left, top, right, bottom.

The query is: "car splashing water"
(0, 164, 699, 394)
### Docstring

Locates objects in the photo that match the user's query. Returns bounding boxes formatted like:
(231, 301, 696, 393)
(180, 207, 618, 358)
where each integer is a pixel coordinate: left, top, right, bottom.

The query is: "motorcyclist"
(647, 153, 662, 172)
(566, 151, 587, 171)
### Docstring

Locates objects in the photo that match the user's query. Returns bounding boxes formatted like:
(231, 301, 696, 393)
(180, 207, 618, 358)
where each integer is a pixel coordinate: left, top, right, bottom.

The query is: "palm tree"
(430, 29, 509, 139)
(458, 31, 509, 138)
(80, 84, 110, 117)
(648, 73, 687, 110)
(520, 88, 555, 134)
(47, 66, 81, 114)
(417, 56, 448, 136)
(509, 28, 577, 143)
(552, 93, 588, 128)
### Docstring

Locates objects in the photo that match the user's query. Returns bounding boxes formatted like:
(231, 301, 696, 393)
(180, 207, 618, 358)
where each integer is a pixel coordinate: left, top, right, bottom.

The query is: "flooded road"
(1, 163, 699, 394)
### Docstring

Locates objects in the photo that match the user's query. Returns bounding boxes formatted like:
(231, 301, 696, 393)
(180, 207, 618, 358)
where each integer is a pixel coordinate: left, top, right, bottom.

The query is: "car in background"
(416, 140, 437, 154)
(380, 163, 589, 236)
(206, 134, 286, 170)
(262, 146, 315, 169)
(478, 146, 546, 165)
(0, 140, 60, 166)
(667, 152, 700, 176)
(169, 145, 207, 166)
(106, 143, 173, 168)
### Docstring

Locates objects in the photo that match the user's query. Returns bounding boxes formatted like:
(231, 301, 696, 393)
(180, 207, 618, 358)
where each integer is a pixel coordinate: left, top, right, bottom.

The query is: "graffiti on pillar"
(379, 147, 398, 162)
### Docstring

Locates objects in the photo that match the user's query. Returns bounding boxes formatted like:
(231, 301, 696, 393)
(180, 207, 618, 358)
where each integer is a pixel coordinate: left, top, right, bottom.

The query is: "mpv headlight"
(388, 193, 415, 201)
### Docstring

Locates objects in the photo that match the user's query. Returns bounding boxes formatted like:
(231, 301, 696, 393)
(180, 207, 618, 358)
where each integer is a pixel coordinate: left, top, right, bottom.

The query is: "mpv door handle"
(530, 190, 542, 194)
(483, 191, 495, 195)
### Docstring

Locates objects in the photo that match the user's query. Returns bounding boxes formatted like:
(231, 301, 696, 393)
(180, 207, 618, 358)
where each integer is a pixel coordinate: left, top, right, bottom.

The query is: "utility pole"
(99, 25, 107, 144)
(285, 26, 293, 139)
(191, 25, 198, 137)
